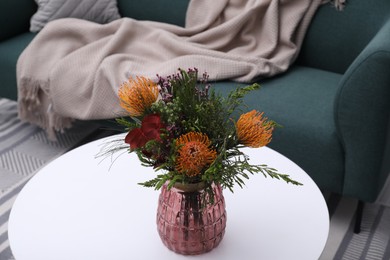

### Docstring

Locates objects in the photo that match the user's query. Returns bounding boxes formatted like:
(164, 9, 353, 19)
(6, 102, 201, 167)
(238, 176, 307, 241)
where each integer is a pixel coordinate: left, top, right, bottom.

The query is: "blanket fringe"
(18, 77, 74, 140)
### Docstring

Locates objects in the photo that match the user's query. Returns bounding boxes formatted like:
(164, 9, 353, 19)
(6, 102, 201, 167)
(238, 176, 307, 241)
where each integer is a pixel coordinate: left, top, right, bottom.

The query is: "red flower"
(125, 114, 165, 150)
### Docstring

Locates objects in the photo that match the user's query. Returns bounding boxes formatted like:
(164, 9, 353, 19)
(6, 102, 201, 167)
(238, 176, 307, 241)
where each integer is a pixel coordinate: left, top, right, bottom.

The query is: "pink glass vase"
(156, 182, 227, 255)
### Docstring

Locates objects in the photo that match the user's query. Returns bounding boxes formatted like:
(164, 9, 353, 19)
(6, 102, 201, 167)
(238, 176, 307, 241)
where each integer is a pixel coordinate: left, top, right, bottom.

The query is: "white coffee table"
(8, 134, 329, 260)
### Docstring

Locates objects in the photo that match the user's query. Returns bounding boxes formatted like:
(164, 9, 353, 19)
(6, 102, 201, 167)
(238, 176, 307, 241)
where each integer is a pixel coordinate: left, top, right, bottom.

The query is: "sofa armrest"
(0, 0, 37, 41)
(334, 19, 390, 202)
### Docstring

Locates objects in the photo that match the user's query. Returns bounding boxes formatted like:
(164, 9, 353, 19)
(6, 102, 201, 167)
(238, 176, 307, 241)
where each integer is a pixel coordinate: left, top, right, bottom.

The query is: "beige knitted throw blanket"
(17, 0, 327, 138)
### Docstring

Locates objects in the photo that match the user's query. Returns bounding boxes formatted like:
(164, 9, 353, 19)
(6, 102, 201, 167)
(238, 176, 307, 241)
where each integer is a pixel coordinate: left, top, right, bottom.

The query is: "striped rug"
(0, 98, 102, 259)
(320, 194, 390, 259)
(1, 98, 390, 260)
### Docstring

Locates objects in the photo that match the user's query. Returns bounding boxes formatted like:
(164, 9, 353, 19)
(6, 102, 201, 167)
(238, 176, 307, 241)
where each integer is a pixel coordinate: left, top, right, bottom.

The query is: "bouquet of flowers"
(109, 68, 301, 195)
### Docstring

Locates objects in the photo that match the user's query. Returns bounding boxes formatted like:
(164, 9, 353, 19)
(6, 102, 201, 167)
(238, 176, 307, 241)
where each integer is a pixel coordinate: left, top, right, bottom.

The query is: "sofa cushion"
(0, 33, 36, 100)
(297, 0, 390, 74)
(0, 0, 37, 41)
(213, 66, 345, 193)
(30, 0, 121, 32)
(117, 0, 190, 27)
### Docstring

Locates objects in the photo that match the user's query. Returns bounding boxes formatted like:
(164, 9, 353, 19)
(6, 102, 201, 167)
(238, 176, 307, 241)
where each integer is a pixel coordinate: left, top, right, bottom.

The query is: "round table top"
(9, 134, 329, 260)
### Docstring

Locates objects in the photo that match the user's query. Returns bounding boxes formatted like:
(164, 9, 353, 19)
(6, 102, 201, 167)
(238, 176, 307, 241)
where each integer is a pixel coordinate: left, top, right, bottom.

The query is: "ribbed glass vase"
(156, 182, 227, 255)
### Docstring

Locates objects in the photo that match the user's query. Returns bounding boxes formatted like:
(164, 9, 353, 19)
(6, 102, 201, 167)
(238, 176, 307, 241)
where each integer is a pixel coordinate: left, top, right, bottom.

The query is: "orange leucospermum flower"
(236, 110, 274, 148)
(118, 76, 159, 117)
(175, 132, 217, 177)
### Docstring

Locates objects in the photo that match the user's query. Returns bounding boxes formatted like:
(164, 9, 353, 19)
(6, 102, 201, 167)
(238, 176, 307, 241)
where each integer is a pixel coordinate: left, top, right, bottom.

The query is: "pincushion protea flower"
(175, 132, 217, 177)
(236, 110, 274, 148)
(118, 76, 158, 116)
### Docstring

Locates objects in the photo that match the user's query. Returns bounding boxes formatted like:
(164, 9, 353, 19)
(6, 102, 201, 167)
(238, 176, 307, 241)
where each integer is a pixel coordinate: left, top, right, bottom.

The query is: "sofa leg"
(354, 200, 364, 234)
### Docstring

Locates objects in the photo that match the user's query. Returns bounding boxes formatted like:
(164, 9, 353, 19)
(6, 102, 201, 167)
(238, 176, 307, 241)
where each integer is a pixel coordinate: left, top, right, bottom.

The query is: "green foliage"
(225, 83, 260, 114)
(115, 117, 138, 130)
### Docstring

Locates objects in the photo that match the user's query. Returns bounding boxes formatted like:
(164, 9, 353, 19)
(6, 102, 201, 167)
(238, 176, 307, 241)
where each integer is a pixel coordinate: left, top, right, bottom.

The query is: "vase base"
(159, 231, 225, 255)
(156, 182, 227, 256)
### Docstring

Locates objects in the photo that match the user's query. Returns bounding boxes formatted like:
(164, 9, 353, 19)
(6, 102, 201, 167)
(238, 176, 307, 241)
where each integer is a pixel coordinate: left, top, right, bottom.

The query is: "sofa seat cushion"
(213, 66, 344, 193)
(0, 33, 36, 100)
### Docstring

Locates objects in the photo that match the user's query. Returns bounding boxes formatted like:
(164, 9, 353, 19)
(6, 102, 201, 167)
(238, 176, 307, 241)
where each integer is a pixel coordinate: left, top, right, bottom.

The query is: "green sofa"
(1, 0, 390, 210)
